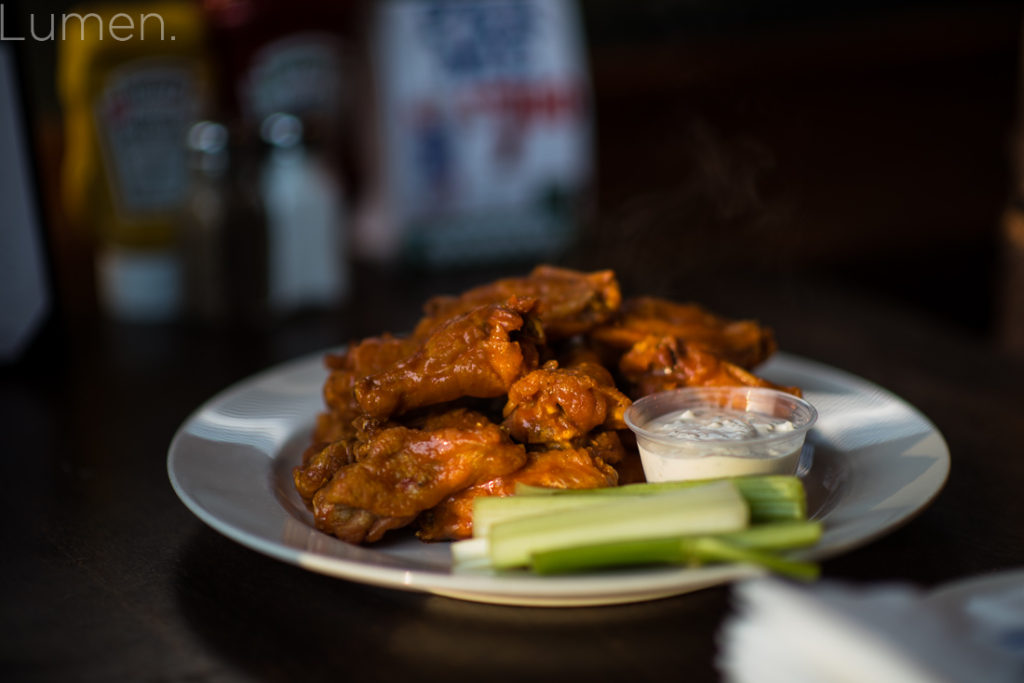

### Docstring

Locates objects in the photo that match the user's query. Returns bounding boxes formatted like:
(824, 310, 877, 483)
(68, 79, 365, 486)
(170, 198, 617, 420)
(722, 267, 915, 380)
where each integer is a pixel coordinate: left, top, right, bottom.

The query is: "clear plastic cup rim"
(624, 386, 818, 452)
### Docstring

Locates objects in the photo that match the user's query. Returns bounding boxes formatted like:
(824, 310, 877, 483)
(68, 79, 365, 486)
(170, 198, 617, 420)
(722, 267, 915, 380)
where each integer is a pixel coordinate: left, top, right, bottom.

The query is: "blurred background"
(3, 0, 1024, 361)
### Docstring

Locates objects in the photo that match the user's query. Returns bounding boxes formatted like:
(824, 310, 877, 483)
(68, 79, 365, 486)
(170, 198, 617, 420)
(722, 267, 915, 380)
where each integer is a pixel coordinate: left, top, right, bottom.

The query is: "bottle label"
(243, 33, 344, 125)
(374, 0, 592, 266)
(95, 60, 202, 217)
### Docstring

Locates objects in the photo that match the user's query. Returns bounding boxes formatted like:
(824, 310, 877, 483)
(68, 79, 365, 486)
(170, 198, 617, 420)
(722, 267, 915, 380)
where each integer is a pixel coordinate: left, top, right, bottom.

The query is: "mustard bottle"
(58, 2, 211, 321)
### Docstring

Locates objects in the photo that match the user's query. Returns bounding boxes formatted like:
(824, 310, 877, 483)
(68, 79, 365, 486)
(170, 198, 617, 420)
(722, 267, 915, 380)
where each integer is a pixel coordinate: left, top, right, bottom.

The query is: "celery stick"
(685, 537, 820, 581)
(450, 536, 489, 565)
(474, 476, 803, 539)
(745, 500, 806, 524)
(515, 475, 803, 499)
(472, 492, 803, 540)
(528, 537, 692, 573)
(449, 537, 495, 572)
(515, 475, 807, 523)
(472, 494, 638, 538)
(487, 480, 749, 569)
(527, 521, 822, 576)
(717, 520, 822, 550)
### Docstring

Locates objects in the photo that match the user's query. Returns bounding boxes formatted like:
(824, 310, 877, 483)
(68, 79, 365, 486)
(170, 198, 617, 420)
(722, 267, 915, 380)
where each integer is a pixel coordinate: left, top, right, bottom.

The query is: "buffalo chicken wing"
(591, 296, 777, 369)
(619, 335, 802, 398)
(502, 360, 631, 445)
(354, 298, 541, 420)
(312, 411, 526, 543)
(415, 265, 621, 340)
(417, 445, 619, 541)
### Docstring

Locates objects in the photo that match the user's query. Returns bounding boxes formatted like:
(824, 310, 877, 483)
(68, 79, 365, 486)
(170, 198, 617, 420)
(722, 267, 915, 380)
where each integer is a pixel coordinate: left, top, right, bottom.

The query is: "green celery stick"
(472, 493, 803, 539)
(471, 493, 645, 538)
(527, 521, 822, 576)
(717, 520, 822, 550)
(528, 537, 692, 573)
(515, 475, 807, 523)
(745, 500, 806, 524)
(515, 475, 803, 499)
(449, 537, 496, 572)
(685, 537, 820, 581)
(487, 480, 749, 570)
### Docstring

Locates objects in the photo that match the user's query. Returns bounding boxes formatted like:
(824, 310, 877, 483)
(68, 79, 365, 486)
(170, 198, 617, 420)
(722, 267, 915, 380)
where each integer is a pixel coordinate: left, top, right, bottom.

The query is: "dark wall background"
(573, 2, 1021, 335)
(13, 1, 1024, 339)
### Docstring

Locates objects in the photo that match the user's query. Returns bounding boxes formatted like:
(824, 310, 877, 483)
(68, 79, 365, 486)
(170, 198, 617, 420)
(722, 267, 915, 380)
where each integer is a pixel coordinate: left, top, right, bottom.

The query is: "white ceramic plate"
(167, 351, 950, 607)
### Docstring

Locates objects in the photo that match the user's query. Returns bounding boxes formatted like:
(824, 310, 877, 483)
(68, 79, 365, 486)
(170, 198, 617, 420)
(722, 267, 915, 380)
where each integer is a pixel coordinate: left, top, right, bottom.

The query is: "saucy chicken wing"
(354, 298, 542, 420)
(591, 296, 777, 369)
(294, 414, 394, 500)
(315, 334, 421, 443)
(415, 265, 621, 340)
(312, 410, 527, 543)
(294, 439, 355, 501)
(619, 335, 801, 398)
(502, 359, 632, 445)
(417, 444, 619, 541)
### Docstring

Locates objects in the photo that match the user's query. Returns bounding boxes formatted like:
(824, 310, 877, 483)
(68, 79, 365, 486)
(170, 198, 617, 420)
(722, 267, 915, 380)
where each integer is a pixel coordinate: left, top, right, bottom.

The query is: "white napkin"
(718, 574, 1024, 683)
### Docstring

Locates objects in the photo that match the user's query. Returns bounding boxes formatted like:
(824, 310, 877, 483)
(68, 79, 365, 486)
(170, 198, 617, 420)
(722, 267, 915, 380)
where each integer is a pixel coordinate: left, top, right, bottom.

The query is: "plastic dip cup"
(624, 387, 818, 482)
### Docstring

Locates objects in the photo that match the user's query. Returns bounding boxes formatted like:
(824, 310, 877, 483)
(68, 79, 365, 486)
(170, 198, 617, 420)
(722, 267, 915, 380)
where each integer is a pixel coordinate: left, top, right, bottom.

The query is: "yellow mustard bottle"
(58, 3, 210, 321)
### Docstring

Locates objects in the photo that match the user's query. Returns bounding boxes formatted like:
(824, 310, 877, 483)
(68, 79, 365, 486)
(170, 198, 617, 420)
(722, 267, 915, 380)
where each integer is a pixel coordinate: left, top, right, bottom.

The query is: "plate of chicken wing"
(168, 266, 949, 606)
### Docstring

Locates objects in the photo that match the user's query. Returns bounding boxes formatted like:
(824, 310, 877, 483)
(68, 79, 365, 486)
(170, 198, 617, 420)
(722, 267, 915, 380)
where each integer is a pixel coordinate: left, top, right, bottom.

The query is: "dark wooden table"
(3, 264, 1022, 683)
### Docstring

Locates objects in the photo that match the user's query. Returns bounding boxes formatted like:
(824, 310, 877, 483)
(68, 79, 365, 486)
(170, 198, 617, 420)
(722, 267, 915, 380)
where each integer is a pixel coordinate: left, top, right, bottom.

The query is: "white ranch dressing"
(637, 407, 802, 481)
(649, 408, 796, 442)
